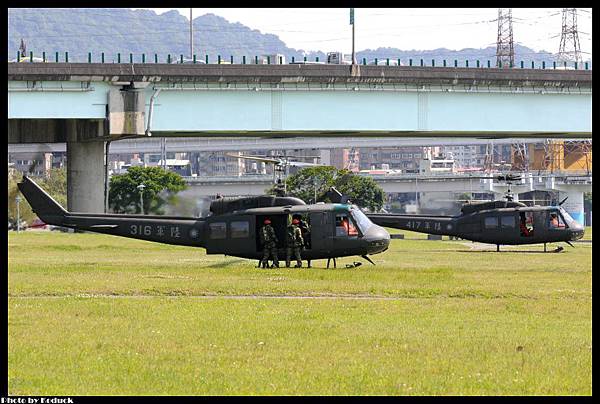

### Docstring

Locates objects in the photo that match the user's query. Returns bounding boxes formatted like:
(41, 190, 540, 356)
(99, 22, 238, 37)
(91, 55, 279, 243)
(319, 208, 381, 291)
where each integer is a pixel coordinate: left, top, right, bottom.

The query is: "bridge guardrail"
(11, 51, 591, 71)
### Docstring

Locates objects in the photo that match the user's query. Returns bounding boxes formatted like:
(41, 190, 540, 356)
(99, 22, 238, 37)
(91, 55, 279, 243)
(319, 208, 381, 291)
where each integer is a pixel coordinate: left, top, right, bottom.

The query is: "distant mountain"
(356, 44, 572, 66)
(8, 8, 588, 66)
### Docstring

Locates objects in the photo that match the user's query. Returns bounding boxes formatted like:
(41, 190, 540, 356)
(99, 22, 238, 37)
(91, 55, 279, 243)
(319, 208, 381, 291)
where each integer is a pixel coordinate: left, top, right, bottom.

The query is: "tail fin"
(17, 175, 68, 225)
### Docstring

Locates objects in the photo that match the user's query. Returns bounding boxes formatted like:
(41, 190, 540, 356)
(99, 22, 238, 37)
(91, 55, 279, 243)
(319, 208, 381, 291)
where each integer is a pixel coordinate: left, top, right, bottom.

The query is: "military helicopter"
(366, 174, 585, 252)
(17, 176, 390, 268)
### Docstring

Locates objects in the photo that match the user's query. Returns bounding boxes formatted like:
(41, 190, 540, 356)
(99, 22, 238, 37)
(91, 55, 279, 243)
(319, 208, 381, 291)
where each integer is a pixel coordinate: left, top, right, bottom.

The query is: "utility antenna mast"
(189, 8, 193, 59)
(495, 9, 514, 68)
(557, 8, 582, 64)
(19, 38, 26, 55)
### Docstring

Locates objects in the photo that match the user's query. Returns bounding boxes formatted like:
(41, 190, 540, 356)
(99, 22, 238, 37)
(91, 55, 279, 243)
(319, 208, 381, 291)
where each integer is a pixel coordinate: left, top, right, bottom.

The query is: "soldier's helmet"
(264, 219, 271, 225)
(292, 219, 300, 225)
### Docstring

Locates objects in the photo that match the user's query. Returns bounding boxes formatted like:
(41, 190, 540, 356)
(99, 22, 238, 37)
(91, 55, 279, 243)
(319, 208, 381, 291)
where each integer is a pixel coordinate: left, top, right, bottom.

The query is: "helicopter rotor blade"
(286, 161, 324, 167)
(225, 153, 282, 165)
(282, 155, 322, 160)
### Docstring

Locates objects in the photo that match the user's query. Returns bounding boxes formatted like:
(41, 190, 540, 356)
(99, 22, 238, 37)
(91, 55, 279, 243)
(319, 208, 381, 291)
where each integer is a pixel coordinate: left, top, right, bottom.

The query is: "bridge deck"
(8, 63, 592, 87)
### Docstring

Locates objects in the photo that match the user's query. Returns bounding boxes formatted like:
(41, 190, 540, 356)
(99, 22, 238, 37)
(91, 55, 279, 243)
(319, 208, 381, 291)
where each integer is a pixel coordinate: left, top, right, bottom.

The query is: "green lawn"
(8, 231, 592, 395)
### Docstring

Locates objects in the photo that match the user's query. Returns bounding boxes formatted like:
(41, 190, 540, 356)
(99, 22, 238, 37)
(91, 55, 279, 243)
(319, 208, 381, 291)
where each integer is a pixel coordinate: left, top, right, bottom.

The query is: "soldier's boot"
(286, 260, 291, 268)
(272, 254, 279, 268)
(261, 260, 268, 269)
(294, 261, 302, 268)
(307, 260, 312, 268)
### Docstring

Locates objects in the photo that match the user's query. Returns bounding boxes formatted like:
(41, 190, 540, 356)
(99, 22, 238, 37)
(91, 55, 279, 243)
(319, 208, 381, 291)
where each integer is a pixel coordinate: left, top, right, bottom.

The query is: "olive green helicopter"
(18, 176, 390, 268)
(366, 174, 585, 252)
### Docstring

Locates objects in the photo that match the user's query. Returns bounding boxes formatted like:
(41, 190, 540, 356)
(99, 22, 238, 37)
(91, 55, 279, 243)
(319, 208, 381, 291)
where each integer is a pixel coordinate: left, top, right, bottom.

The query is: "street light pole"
(137, 184, 146, 214)
(15, 195, 21, 233)
(350, 8, 356, 65)
(190, 8, 193, 59)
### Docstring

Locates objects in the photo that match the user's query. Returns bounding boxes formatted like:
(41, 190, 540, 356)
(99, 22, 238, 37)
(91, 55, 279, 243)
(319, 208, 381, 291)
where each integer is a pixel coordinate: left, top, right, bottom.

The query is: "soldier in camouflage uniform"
(260, 218, 279, 268)
(286, 218, 304, 268)
(293, 214, 311, 268)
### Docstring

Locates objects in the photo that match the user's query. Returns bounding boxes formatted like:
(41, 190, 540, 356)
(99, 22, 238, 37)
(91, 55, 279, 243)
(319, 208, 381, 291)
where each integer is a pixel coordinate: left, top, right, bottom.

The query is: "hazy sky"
(140, 8, 592, 56)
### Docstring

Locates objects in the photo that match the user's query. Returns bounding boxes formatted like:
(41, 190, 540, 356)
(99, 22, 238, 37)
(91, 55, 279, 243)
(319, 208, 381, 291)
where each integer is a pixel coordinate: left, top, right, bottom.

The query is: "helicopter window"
(484, 217, 498, 229)
(548, 211, 566, 229)
(500, 215, 515, 229)
(335, 214, 358, 237)
(351, 207, 374, 234)
(209, 222, 227, 239)
(230, 221, 250, 238)
(558, 207, 577, 228)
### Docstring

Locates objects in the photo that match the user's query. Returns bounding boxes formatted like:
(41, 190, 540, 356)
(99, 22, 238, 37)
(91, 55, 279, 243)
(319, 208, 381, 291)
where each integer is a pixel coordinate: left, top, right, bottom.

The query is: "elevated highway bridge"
(8, 63, 592, 213)
(7, 136, 570, 154)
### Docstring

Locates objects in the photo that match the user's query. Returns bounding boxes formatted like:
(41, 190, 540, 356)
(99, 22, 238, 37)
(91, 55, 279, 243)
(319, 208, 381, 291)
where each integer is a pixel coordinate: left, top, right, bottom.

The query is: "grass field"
(8, 231, 592, 395)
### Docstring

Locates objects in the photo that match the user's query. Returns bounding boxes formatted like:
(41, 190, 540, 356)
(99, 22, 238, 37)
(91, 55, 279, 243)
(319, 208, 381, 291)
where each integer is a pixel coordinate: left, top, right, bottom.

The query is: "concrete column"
(67, 140, 105, 212)
(320, 149, 331, 166)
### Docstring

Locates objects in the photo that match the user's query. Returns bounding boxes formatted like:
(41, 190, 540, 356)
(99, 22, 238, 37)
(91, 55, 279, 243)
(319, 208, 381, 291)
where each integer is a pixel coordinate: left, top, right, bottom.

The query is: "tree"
(268, 166, 385, 211)
(334, 170, 385, 211)
(268, 166, 337, 203)
(108, 166, 187, 215)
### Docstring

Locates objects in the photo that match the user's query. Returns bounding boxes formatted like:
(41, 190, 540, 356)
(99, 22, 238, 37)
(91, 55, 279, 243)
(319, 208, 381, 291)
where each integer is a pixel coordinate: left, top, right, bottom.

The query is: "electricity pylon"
(496, 9, 514, 68)
(557, 8, 582, 64)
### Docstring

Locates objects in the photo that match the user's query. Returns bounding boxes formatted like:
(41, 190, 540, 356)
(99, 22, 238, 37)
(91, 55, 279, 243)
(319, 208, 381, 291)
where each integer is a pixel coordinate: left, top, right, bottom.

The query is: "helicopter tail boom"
(367, 213, 456, 236)
(17, 175, 68, 226)
(17, 176, 204, 247)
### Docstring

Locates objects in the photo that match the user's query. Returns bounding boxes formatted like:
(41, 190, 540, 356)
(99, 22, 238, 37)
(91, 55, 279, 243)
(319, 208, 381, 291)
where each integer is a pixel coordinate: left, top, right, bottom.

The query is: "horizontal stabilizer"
(17, 175, 68, 226)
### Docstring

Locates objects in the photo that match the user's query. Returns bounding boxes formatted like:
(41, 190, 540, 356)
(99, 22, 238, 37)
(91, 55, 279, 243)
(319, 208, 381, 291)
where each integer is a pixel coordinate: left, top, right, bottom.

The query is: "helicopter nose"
(570, 228, 585, 241)
(364, 225, 390, 255)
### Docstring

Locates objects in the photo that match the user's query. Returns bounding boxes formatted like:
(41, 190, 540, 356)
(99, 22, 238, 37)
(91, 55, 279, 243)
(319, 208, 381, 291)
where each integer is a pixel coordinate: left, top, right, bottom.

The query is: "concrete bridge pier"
(8, 118, 109, 213)
(64, 84, 146, 213)
(556, 188, 586, 226)
(543, 177, 590, 226)
(67, 140, 105, 213)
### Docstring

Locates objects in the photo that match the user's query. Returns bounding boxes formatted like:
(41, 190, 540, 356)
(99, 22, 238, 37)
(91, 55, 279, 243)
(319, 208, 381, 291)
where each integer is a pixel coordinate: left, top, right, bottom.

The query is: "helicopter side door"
(498, 213, 519, 241)
(309, 212, 333, 254)
(545, 209, 568, 231)
(205, 215, 255, 255)
(333, 212, 360, 255)
(517, 211, 536, 239)
(533, 209, 567, 243)
(481, 214, 502, 243)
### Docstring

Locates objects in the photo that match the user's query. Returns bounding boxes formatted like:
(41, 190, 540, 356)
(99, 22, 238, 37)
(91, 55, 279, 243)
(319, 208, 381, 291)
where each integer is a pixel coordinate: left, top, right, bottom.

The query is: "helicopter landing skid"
(544, 243, 565, 253)
(361, 255, 375, 265)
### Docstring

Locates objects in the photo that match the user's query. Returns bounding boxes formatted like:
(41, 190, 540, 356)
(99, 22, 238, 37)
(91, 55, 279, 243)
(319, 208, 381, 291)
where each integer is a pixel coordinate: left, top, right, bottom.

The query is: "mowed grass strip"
(8, 231, 592, 395)
(9, 296, 591, 395)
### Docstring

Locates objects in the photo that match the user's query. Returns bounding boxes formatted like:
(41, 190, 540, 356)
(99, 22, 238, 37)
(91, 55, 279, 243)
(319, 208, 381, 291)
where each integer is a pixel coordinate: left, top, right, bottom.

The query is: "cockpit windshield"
(350, 206, 374, 234)
(558, 207, 580, 229)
